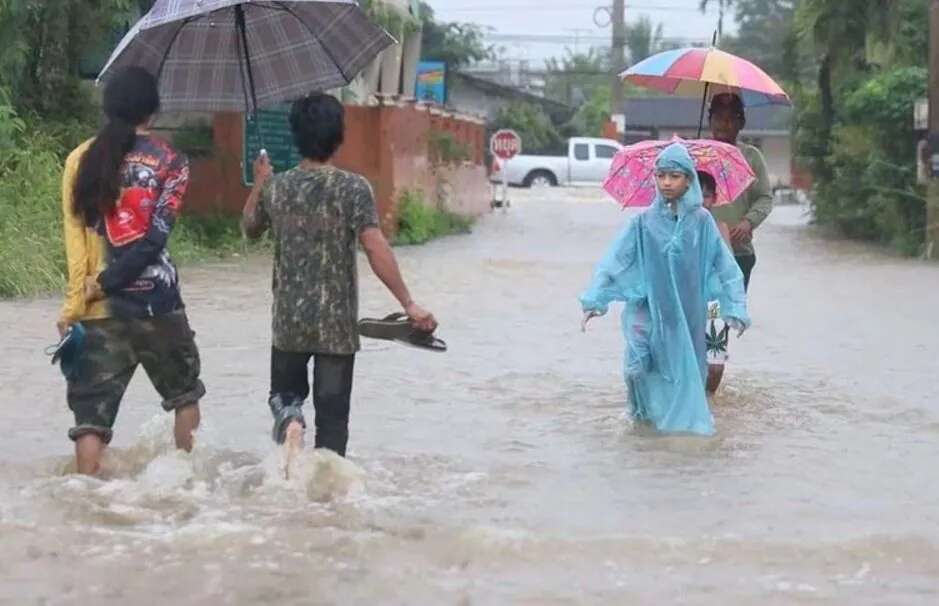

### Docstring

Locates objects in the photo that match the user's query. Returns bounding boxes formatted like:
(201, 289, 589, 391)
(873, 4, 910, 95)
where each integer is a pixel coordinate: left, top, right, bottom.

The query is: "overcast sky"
(427, 0, 737, 66)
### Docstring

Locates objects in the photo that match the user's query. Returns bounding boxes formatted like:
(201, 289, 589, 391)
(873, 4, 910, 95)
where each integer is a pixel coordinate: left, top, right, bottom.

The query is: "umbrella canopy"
(603, 136, 756, 208)
(98, 0, 395, 113)
(621, 47, 790, 108)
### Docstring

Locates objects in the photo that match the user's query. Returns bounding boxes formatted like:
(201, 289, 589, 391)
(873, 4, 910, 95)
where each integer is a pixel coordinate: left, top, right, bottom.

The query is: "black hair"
(697, 170, 716, 194)
(289, 94, 345, 162)
(708, 92, 746, 124)
(73, 66, 159, 225)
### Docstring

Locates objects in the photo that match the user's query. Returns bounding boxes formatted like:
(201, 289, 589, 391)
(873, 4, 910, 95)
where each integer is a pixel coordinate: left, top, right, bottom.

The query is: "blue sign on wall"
(415, 61, 446, 105)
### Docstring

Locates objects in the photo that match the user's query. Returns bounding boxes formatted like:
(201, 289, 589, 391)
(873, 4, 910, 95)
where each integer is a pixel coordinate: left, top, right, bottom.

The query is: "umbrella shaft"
(236, 5, 259, 118)
(235, 4, 264, 148)
(696, 82, 710, 139)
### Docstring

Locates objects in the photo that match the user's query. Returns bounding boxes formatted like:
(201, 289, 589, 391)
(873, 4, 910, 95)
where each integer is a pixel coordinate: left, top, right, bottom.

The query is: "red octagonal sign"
(490, 129, 522, 161)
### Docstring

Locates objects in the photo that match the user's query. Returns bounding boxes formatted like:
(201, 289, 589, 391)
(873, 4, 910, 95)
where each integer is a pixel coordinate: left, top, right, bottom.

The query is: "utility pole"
(610, 0, 626, 116)
(928, 0, 939, 258)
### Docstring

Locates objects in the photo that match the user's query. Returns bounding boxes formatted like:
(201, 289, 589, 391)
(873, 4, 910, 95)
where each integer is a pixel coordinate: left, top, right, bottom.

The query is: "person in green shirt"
(707, 93, 774, 291)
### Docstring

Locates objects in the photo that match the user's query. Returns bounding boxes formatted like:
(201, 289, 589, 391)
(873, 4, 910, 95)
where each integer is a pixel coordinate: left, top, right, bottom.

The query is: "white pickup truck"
(491, 137, 623, 188)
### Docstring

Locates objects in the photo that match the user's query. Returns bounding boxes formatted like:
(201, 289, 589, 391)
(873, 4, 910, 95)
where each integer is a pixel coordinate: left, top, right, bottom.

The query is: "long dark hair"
(73, 67, 160, 225)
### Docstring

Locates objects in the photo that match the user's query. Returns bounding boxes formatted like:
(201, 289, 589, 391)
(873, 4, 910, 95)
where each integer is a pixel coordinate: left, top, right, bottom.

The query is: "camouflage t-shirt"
(246, 166, 379, 354)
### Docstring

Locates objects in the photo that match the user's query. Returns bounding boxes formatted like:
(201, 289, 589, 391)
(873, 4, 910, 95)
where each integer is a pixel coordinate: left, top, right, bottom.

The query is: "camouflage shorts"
(66, 310, 205, 444)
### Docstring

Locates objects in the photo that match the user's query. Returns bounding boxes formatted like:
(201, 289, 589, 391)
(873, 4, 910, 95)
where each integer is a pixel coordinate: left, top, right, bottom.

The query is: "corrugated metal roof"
(451, 72, 575, 123)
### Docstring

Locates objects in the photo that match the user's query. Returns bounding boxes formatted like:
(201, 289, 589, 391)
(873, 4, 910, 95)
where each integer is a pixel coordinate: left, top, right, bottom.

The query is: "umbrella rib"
(274, 1, 351, 83)
(156, 16, 196, 84)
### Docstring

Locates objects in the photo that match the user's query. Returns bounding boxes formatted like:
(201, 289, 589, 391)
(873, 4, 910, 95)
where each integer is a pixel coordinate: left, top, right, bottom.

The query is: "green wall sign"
(243, 105, 300, 186)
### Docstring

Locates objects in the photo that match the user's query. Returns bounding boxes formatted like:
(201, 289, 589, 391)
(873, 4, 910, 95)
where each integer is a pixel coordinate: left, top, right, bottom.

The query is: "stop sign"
(490, 129, 522, 161)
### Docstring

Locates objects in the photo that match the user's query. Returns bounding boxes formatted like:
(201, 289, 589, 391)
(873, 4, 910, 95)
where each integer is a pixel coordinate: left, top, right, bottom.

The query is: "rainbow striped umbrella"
(621, 47, 791, 107)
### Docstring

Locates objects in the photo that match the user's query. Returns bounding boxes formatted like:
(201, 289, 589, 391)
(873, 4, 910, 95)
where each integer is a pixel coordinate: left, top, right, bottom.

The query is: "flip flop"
(358, 313, 447, 353)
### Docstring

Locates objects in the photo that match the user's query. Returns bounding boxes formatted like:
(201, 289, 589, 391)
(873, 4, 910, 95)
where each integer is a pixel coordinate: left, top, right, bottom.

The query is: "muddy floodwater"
(1, 188, 937, 605)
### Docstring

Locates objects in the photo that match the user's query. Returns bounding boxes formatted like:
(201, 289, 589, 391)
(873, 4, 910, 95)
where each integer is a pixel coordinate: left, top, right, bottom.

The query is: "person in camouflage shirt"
(242, 94, 437, 457)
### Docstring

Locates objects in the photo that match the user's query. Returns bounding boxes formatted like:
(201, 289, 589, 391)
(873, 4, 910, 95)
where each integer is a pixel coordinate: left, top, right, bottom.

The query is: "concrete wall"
(184, 103, 489, 235)
(433, 164, 490, 217)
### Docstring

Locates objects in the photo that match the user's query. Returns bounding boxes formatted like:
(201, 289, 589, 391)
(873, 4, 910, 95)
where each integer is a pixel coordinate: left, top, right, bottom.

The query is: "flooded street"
(1, 188, 938, 605)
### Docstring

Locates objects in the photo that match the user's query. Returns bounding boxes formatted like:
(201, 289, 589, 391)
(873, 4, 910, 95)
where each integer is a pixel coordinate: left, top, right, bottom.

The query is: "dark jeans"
(270, 348, 355, 456)
(736, 254, 756, 292)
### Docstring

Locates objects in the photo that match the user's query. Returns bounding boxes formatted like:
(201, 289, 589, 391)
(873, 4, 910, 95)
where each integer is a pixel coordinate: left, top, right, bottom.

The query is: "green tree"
(624, 16, 664, 64)
(544, 49, 608, 107)
(790, 0, 929, 254)
(568, 87, 612, 138)
(794, 0, 901, 174)
(720, 0, 800, 82)
(813, 67, 927, 252)
(491, 102, 564, 156)
(418, 2, 494, 68)
(699, 0, 735, 39)
(0, 0, 137, 118)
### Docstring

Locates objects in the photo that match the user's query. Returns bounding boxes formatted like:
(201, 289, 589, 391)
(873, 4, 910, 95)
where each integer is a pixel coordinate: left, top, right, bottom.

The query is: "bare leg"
(283, 419, 305, 479)
(174, 404, 201, 452)
(706, 364, 725, 395)
(75, 434, 106, 475)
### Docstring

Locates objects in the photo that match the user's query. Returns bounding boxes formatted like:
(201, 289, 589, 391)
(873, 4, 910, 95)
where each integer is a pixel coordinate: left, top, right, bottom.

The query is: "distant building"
(461, 60, 546, 97)
(448, 72, 574, 125)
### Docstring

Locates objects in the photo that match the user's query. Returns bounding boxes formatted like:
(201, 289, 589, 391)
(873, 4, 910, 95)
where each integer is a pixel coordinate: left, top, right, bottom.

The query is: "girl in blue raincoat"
(580, 142, 750, 435)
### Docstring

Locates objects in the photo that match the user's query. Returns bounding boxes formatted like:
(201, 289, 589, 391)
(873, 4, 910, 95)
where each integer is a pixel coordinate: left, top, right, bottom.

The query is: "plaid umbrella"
(98, 0, 395, 113)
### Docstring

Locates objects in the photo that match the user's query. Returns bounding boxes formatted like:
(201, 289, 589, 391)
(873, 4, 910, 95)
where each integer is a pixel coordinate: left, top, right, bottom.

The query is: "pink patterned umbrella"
(603, 136, 756, 208)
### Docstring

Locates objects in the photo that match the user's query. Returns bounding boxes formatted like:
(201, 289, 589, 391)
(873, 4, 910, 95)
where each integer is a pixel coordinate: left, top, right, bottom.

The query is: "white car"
(490, 137, 623, 188)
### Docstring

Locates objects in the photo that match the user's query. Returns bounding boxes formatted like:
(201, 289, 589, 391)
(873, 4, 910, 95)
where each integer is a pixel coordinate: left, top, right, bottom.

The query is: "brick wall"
(184, 102, 489, 236)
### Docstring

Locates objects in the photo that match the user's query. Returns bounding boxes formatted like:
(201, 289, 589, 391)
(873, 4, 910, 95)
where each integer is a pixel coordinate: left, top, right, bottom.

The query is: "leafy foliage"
(720, 1, 802, 83)
(362, 0, 421, 36)
(418, 2, 494, 68)
(544, 50, 608, 108)
(491, 102, 564, 156)
(715, 0, 929, 254)
(790, 0, 929, 254)
(567, 87, 612, 138)
(0, 0, 139, 120)
(428, 131, 472, 165)
(395, 190, 472, 246)
(624, 16, 665, 64)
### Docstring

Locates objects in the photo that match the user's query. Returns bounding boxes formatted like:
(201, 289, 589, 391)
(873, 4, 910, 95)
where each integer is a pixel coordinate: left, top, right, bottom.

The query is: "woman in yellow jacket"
(58, 67, 204, 475)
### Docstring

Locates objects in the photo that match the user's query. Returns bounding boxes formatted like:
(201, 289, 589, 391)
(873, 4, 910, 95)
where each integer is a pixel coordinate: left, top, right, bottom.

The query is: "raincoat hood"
(653, 142, 703, 218)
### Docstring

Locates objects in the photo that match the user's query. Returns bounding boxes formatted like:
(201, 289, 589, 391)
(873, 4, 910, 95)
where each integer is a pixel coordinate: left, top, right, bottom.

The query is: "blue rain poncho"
(580, 142, 750, 435)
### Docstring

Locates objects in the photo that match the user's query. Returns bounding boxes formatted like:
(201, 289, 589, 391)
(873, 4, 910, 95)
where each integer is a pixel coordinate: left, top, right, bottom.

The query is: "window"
(595, 145, 618, 159)
(574, 144, 589, 161)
